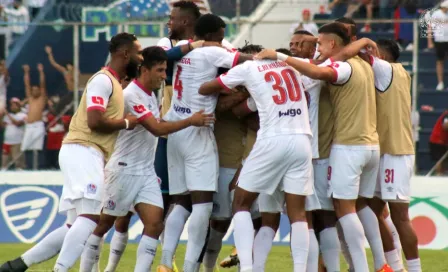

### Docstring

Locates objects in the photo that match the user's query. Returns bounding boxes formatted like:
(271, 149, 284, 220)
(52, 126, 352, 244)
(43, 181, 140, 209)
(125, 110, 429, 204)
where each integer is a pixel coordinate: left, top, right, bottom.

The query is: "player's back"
(241, 60, 312, 140)
(165, 43, 239, 122)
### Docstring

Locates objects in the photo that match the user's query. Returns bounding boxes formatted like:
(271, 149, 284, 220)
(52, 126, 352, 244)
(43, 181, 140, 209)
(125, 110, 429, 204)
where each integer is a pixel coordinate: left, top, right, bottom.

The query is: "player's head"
(290, 30, 316, 59)
(335, 17, 357, 42)
(9, 97, 21, 112)
(139, 46, 168, 90)
(65, 62, 73, 72)
(376, 39, 400, 63)
(317, 23, 350, 59)
(169, 1, 201, 40)
(13, 0, 22, 8)
(238, 42, 263, 55)
(276, 48, 292, 56)
(194, 14, 226, 42)
(109, 32, 143, 79)
(441, 0, 448, 12)
(31, 85, 41, 98)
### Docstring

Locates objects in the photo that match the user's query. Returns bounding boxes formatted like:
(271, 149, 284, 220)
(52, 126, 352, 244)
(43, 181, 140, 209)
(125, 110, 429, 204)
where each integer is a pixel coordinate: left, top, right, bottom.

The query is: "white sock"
(80, 234, 101, 272)
(407, 258, 422, 272)
(336, 222, 353, 270)
(21, 225, 69, 266)
(385, 215, 403, 263)
(357, 206, 386, 270)
(306, 229, 319, 272)
(385, 249, 404, 271)
(54, 217, 97, 271)
(134, 235, 158, 272)
(105, 231, 128, 272)
(290, 221, 309, 272)
(183, 260, 196, 272)
(184, 203, 213, 265)
(160, 205, 191, 268)
(253, 226, 275, 272)
(92, 237, 103, 272)
(233, 211, 255, 272)
(319, 227, 341, 272)
(204, 228, 226, 271)
(339, 213, 369, 272)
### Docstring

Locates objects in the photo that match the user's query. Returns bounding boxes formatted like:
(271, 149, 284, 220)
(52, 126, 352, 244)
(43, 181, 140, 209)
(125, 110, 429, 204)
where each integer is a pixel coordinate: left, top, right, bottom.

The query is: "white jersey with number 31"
(219, 60, 312, 140)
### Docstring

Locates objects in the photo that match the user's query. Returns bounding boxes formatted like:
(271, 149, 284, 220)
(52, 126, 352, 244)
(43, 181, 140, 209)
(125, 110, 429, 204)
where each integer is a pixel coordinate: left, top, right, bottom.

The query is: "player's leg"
(329, 146, 369, 272)
(155, 136, 172, 219)
(305, 181, 322, 272)
(134, 175, 165, 272)
(104, 212, 133, 272)
(53, 144, 104, 272)
(383, 206, 403, 264)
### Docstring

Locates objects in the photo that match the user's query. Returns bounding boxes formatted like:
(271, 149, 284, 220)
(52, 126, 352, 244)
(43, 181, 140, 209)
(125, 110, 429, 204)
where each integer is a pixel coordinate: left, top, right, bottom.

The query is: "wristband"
(277, 52, 288, 61)
(124, 119, 129, 130)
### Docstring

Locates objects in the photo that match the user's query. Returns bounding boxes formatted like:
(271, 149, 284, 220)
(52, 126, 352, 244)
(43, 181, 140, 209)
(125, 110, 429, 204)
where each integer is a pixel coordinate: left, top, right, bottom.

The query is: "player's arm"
(6, 112, 25, 126)
(370, 56, 393, 92)
(45, 46, 67, 74)
(165, 40, 205, 61)
(331, 38, 378, 62)
(37, 63, 47, 97)
(1, 60, 9, 84)
(245, 112, 260, 131)
(86, 74, 138, 132)
(232, 96, 257, 118)
(199, 63, 247, 95)
(22, 64, 31, 98)
(215, 89, 249, 112)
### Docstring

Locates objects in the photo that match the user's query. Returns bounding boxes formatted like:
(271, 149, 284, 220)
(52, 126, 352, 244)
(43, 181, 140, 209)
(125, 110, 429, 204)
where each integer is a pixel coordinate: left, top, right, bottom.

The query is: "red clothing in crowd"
(430, 111, 448, 145)
(46, 114, 71, 150)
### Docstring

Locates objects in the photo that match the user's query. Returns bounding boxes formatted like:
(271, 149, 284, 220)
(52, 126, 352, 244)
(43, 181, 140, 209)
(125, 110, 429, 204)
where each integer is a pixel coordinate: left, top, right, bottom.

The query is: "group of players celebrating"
(0, 1, 422, 272)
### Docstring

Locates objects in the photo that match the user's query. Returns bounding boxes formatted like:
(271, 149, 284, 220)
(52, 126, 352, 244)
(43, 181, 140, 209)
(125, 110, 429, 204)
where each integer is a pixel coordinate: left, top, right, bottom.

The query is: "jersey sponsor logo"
(173, 104, 191, 114)
(278, 108, 302, 118)
(91, 96, 104, 106)
(0, 186, 59, 243)
(87, 183, 97, 194)
(133, 105, 146, 114)
(179, 58, 191, 65)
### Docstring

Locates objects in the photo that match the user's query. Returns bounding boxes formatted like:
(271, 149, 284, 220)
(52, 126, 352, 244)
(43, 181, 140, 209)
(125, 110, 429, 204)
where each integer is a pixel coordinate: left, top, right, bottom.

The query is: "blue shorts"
(155, 137, 169, 194)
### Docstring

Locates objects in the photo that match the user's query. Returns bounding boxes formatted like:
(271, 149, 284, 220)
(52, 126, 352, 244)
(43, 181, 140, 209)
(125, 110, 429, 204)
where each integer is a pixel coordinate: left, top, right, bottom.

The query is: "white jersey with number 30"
(163, 40, 240, 122)
(219, 60, 312, 140)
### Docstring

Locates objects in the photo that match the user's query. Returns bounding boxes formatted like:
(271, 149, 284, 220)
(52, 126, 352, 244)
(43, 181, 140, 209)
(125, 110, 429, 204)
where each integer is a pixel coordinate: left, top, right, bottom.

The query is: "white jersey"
(163, 40, 240, 122)
(219, 60, 312, 140)
(3, 111, 27, 145)
(105, 80, 160, 176)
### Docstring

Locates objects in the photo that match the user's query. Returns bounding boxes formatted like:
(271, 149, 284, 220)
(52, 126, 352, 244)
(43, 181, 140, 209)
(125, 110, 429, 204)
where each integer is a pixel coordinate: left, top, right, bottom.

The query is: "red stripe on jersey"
(87, 106, 106, 112)
(232, 52, 241, 67)
(138, 112, 153, 122)
(217, 76, 232, 93)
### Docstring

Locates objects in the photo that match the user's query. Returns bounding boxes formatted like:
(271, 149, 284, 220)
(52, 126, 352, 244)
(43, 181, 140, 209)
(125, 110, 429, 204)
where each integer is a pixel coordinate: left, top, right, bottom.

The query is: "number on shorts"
(174, 65, 183, 99)
(385, 169, 394, 183)
(327, 166, 332, 181)
(264, 69, 302, 105)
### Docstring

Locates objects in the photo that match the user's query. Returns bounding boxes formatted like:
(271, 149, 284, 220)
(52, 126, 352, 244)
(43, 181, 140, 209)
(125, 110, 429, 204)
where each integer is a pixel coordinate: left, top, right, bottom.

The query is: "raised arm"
(45, 46, 67, 74)
(0, 60, 9, 84)
(22, 64, 31, 98)
(331, 38, 378, 62)
(37, 63, 46, 97)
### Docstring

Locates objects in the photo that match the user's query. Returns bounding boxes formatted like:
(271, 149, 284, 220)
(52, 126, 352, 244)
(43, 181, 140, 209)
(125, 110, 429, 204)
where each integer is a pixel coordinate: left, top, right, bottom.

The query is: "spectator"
(44, 45, 74, 92)
(45, 101, 70, 169)
(429, 110, 448, 175)
(290, 9, 319, 36)
(0, 0, 29, 38)
(2, 97, 26, 170)
(26, 0, 47, 19)
(431, 0, 448, 91)
(0, 59, 8, 114)
(343, 0, 373, 32)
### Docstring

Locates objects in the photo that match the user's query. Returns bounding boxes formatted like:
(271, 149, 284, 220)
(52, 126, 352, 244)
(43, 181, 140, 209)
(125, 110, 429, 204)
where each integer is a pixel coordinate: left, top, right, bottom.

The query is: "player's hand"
(124, 114, 138, 130)
(254, 49, 278, 60)
(189, 110, 215, 127)
(45, 46, 52, 54)
(190, 40, 205, 49)
(202, 41, 222, 48)
(37, 63, 44, 72)
(22, 64, 30, 72)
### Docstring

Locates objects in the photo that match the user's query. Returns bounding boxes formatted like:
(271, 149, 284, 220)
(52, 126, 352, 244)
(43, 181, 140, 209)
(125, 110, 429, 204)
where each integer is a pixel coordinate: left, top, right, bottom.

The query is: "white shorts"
(58, 144, 105, 215)
(102, 171, 164, 217)
(328, 145, 380, 200)
(238, 134, 313, 196)
(212, 167, 237, 220)
(375, 154, 414, 202)
(313, 159, 334, 211)
(20, 121, 45, 151)
(167, 126, 219, 195)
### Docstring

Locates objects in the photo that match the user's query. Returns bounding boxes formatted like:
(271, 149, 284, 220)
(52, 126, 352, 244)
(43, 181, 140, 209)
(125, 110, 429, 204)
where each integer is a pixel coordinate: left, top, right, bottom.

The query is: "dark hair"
(293, 30, 314, 36)
(318, 23, 350, 45)
(109, 32, 137, 54)
(238, 41, 263, 54)
(141, 46, 168, 69)
(173, 1, 201, 20)
(194, 14, 226, 38)
(334, 17, 357, 37)
(377, 39, 400, 62)
(276, 48, 292, 56)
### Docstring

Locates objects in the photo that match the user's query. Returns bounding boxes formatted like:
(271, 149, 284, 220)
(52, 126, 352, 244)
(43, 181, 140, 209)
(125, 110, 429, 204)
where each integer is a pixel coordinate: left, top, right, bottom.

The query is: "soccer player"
(256, 22, 392, 272)
(200, 46, 313, 272)
(156, 14, 251, 272)
(334, 37, 421, 272)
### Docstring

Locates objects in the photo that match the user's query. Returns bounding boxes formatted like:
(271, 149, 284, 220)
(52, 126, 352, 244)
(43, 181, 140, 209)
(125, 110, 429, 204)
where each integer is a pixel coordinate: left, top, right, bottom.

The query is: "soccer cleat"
(0, 258, 28, 272)
(157, 264, 174, 272)
(377, 264, 394, 272)
(172, 258, 179, 272)
(219, 247, 239, 268)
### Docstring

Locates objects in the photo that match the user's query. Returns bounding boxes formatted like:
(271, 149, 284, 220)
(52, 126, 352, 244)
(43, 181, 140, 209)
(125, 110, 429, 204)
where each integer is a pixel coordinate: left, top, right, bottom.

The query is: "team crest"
(106, 200, 116, 210)
(0, 186, 59, 243)
(87, 183, 97, 194)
